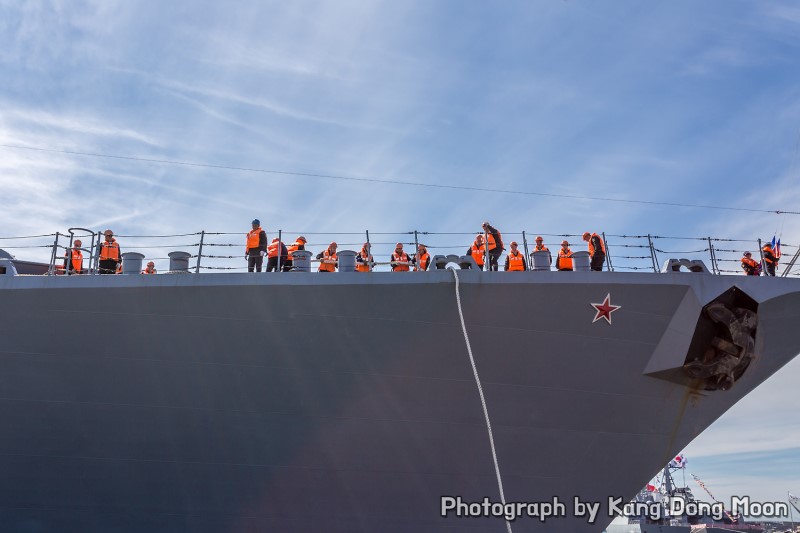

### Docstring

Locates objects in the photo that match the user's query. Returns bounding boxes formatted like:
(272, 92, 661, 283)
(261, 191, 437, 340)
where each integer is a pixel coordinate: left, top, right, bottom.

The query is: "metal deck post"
(195, 231, 205, 274)
(647, 234, 658, 273)
(277, 230, 282, 273)
(522, 231, 530, 271)
(48, 232, 60, 275)
(603, 232, 614, 272)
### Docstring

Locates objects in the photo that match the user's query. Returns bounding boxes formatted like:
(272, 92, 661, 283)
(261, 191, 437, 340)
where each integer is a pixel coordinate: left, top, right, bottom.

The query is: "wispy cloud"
(158, 89, 268, 135)
(109, 63, 404, 134)
(3, 108, 161, 147)
(194, 32, 349, 81)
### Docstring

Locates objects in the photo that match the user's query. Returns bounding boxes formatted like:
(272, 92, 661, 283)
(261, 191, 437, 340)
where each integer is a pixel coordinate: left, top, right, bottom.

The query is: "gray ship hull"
(1, 270, 798, 532)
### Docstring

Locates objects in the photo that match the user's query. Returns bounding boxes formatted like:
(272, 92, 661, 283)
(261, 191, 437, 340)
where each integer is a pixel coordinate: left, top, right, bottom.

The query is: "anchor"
(683, 301, 757, 391)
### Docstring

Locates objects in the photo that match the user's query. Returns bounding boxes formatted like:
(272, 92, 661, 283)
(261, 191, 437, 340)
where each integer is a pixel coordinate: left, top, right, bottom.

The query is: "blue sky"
(1, 0, 799, 514)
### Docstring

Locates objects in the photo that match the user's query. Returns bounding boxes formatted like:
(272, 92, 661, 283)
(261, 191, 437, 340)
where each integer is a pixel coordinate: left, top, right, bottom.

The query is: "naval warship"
(0, 231, 799, 533)
(604, 459, 768, 533)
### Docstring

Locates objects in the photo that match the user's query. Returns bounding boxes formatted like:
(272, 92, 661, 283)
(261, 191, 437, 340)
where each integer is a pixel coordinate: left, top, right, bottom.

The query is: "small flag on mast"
(771, 236, 782, 259)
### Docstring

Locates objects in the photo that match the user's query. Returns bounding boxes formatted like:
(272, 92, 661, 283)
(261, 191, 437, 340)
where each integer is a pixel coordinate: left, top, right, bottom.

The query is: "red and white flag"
(669, 454, 687, 469)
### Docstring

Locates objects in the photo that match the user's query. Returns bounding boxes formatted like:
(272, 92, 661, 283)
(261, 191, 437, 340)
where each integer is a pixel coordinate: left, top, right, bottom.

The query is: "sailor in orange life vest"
(740, 251, 760, 276)
(356, 242, 374, 272)
(503, 241, 526, 271)
(582, 231, 606, 272)
(390, 243, 412, 272)
(467, 234, 486, 270)
(97, 230, 122, 274)
(481, 221, 504, 271)
(142, 261, 157, 275)
(761, 241, 778, 276)
(245, 219, 267, 272)
(265, 237, 288, 272)
(62, 239, 84, 274)
(317, 242, 338, 272)
(555, 240, 573, 271)
(283, 236, 307, 272)
(532, 235, 552, 265)
(414, 244, 430, 271)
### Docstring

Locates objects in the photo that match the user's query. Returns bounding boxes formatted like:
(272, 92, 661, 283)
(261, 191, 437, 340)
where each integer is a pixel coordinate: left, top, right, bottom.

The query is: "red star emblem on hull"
(591, 293, 621, 324)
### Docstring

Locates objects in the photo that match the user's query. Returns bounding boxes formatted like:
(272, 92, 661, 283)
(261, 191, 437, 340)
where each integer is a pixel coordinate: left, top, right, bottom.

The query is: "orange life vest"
(268, 239, 281, 258)
(142, 267, 157, 274)
(588, 233, 606, 256)
(557, 249, 573, 271)
(507, 251, 525, 271)
(415, 251, 430, 271)
(741, 257, 759, 274)
(67, 249, 83, 272)
(486, 232, 502, 251)
(534, 244, 549, 252)
(319, 249, 337, 272)
(246, 228, 262, 251)
(356, 249, 372, 272)
(470, 244, 485, 267)
(762, 245, 776, 264)
(391, 251, 411, 271)
(287, 240, 304, 261)
(99, 240, 120, 261)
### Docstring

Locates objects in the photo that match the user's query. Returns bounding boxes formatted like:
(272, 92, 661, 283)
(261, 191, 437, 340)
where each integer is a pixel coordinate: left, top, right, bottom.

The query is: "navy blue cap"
(252, 219, 260, 225)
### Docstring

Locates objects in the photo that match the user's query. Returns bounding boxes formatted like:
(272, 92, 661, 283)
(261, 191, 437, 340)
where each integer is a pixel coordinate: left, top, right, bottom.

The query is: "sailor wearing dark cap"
(245, 219, 267, 272)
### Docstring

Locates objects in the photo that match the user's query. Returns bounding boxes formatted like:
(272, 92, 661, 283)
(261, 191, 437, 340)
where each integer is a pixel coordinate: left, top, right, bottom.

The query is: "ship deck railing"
(0, 229, 797, 277)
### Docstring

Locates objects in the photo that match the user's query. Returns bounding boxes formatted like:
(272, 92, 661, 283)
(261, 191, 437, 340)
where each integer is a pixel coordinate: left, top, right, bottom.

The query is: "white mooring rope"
(448, 266, 513, 533)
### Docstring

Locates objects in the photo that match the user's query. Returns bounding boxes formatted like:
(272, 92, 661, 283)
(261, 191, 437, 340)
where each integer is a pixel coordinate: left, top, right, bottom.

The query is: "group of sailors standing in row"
(245, 220, 608, 273)
(61, 229, 155, 275)
(57, 223, 782, 276)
